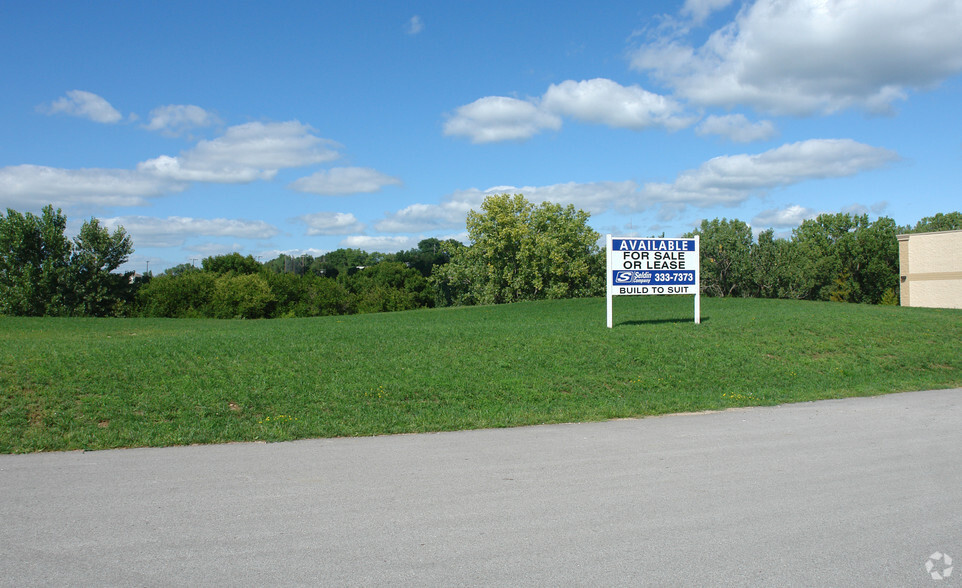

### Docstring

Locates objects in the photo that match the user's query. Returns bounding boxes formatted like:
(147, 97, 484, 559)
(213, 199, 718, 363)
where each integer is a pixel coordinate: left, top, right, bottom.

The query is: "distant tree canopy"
(5, 203, 960, 318)
(912, 212, 962, 233)
(202, 252, 262, 275)
(0, 205, 133, 316)
(685, 212, 904, 304)
(432, 193, 604, 305)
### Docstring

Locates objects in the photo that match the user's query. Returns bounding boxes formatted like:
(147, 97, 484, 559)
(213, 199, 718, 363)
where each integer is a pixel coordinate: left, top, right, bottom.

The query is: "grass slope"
(2, 296, 960, 453)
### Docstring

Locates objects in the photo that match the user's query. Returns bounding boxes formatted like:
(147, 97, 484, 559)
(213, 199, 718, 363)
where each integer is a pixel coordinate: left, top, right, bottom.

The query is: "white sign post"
(606, 235, 700, 327)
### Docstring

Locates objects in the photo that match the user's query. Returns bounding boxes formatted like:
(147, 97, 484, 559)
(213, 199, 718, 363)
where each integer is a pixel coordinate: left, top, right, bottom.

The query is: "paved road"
(2, 389, 960, 587)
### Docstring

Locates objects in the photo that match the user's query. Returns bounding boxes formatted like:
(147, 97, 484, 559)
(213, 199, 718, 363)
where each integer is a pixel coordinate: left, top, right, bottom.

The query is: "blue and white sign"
(606, 236, 700, 327)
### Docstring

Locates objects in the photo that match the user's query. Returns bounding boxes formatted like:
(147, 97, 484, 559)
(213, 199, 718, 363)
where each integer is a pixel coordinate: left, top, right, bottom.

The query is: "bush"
(137, 271, 217, 318)
(344, 262, 432, 314)
(209, 273, 275, 319)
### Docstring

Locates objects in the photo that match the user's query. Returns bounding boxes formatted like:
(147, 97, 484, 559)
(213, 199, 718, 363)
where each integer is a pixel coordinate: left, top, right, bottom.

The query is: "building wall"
(897, 229, 962, 309)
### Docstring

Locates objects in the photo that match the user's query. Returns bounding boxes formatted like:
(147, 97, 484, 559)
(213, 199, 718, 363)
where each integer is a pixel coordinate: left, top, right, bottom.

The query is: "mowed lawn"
(2, 295, 960, 453)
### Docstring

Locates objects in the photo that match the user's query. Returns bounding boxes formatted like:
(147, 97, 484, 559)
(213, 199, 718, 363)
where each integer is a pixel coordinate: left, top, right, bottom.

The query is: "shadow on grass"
(617, 316, 710, 326)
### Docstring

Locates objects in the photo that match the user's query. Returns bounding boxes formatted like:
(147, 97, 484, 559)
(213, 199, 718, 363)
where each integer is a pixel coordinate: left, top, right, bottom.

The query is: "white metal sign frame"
(606, 235, 700, 327)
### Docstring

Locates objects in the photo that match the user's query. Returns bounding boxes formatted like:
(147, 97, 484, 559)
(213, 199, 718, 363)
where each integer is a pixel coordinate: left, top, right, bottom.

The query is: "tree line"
(2, 200, 959, 318)
(686, 211, 961, 305)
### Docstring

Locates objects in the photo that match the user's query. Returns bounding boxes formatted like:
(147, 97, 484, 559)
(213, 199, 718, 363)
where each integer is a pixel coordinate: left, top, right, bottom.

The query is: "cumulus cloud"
(374, 139, 896, 236)
(0, 164, 179, 210)
(491, 181, 641, 215)
(374, 189, 486, 233)
(635, 139, 899, 211)
(1, 120, 351, 212)
(296, 212, 365, 235)
(39, 90, 123, 123)
(631, 0, 962, 115)
(139, 121, 341, 183)
(752, 204, 817, 228)
(143, 104, 221, 136)
(443, 96, 562, 143)
(289, 167, 401, 195)
(695, 114, 777, 143)
(375, 181, 640, 233)
(184, 242, 245, 256)
(339, 235, 417, 252)
(99, 215, 280, 248)
(444, 78, 693, 143)
(541, 78, 694, 131)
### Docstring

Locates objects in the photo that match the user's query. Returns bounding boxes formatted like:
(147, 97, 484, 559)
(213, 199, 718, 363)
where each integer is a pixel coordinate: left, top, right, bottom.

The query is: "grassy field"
(2, 295, 960, 453)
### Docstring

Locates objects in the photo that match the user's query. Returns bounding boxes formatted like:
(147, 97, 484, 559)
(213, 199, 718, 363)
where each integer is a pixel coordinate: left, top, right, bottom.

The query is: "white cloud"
(139, 121, 341, 183)
(490, 181, 641, 215)
(445, 78, 693, 143)
(375, 139, 895, 236)
(40, 90, 123, 123)
(405, 15, 424, 35)
(541, 78, 694, 131)
(339, 235, 417, 252)
(0, 164, 178, 210)
(100, 215, 279, 247)
(695, 114, 777, 143)
(635, 139, 899, 211)
(144, 104, 221, 136)
(1, 120, 351, 212)
(374, 189, 485, 233)
(296, 212, 365, 235)
(752, 204, 817, 228)
(289, 167, 401, 195)
(681, 0, 735, 24)
(375, 181, 639, 233)
(443, 96, 562, 143)
(184, 242, 245, 256)
(631, 0, 962, 115)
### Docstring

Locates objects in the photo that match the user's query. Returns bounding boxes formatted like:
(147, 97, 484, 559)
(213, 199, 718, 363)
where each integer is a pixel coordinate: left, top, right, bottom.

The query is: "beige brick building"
(897, 229, 962, 309)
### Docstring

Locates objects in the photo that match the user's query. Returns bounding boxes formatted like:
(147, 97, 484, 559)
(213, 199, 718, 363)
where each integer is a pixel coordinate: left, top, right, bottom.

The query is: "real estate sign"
(606, 235, 700, 327)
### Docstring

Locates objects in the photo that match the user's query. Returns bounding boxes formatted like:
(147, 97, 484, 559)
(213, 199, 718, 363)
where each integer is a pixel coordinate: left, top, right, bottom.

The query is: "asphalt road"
(2, 389, 960, 587)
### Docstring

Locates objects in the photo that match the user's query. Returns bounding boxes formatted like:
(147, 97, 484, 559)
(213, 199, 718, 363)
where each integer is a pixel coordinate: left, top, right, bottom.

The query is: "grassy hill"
(2, 295, 960, 453)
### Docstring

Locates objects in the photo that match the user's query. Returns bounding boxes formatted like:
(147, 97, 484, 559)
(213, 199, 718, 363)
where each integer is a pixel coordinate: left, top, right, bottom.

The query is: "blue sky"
(2, 0, 961, 273)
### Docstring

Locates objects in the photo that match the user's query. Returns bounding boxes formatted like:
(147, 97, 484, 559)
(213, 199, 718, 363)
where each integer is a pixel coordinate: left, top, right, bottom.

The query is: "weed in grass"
(258, 415, 298, 425)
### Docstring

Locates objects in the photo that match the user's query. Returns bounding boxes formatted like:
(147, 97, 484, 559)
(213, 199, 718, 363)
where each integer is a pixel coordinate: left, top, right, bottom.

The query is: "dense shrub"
(136, 270, 217, 318)
(209, 273, 275, 319)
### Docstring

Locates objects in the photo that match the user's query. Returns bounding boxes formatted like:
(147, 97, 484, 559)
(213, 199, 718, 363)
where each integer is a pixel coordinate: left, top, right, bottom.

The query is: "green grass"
(2, 296, 960, 453)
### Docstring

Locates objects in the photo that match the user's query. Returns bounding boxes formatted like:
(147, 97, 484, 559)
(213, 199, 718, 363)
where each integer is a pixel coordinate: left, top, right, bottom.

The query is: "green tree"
(262, 254, 318, 276)
(433, 193, 602, 305)
(209, 273, 275, 319)
(791, 213, 857, 301)
(912, 211, 962, 232)
(842, 216, 901, 304)
(201, 252, 262, 275)
(0, 205, 71, 316)
(685, 218, 754, 297)
(265, 272, 352, 317)
(163, 263, 199, 277)
(67, 218, 134, 316)
(136, 271, 217, 317)
(393, 237, 459, 277)
(344, 262, 432, 313)
(790, 213, 900, 304)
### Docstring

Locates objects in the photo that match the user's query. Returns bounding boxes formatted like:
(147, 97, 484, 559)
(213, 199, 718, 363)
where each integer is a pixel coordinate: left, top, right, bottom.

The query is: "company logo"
(926, 552, 953, 580)
(614, 271, 651, 284)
